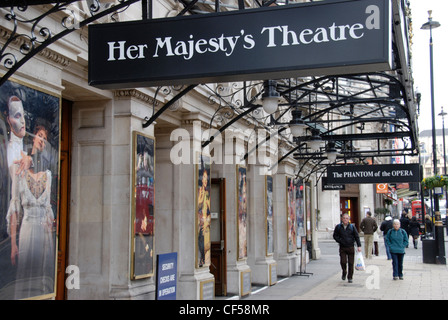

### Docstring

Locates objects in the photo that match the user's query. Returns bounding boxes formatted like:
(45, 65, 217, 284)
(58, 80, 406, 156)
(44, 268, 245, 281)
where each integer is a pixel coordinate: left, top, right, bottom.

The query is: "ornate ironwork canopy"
(0, 0, 419, 181)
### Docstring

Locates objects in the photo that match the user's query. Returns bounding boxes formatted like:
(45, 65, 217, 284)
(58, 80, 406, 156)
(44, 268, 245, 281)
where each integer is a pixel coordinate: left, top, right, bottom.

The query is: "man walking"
(380, 216, 393, 260)
(333, 213, 362, 283)
(360, 211, 378, 259)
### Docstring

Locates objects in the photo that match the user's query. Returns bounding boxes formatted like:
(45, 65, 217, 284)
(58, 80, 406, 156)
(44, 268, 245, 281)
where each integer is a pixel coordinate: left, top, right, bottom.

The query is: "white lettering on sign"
(159, 274, 176, 284)
(392, 170, 413, 177)
(261, 22, 365, 47)
(342, 171, 374, 178)
(105, 5, 381, 63)
(158, 286, 175, 297)
(107, 41, 148, 61)
(162, 262, 174, 270)
(153, 30, 255, 60)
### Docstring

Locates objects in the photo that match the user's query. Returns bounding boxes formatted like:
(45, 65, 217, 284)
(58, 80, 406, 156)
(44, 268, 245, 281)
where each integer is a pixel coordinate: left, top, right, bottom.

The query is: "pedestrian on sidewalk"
(360, 211, 378, 259)
(409, 216, 421, 249)
(380, 216, 393, 259)
(333, 213, 362, 283)
(400, 211, 410, 248)
(425, 214, 434, 236)
(373, 229, 379, 256)
(385, 219, 409, 280)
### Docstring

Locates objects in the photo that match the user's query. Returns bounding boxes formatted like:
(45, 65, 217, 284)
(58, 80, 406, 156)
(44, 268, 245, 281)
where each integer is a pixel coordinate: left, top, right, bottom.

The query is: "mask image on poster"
(0, 80, 59, 300)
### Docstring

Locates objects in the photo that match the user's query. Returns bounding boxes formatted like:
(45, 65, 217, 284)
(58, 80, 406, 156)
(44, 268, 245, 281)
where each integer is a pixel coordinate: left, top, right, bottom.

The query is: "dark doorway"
(340, 197, 359, 230)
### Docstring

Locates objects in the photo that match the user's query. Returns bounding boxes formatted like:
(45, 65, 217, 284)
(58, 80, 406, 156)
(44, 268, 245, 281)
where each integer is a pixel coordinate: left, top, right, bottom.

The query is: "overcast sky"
(409, 1, 448, 134)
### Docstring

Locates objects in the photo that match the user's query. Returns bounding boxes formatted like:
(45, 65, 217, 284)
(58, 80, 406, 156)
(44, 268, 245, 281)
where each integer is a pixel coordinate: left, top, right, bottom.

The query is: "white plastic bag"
(355, 251, 365, 271)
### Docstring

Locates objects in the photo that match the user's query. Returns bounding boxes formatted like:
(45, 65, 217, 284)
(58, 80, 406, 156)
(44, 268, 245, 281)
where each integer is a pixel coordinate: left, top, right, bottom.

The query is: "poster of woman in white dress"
(0, 80, 59, 300)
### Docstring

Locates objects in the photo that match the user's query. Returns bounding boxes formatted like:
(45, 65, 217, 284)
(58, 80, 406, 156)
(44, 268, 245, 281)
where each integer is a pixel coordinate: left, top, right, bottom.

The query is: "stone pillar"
(272, 161, 298, 277)
(221, 129, 251, 297)
(161, 119, 214, 300)
(359, 184, 375, 218)
(247, 162, 276, 286)
(308, 176, 321, 260)
(69, 90, 156, 299)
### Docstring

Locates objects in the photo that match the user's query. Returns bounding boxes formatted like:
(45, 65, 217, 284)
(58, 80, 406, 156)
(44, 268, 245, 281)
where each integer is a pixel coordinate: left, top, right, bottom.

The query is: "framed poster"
(286, 177, 297, 252)
(196, 153, 211, 268)
(269, 263, 277, 286)
(240, 269, 251, 296)
(199, 279, 214, 300)
(265, 175, 274, 256)
(0, 79, 60, 300)
(300, 236, 307, 273)
(131, 131, 155, 279)
(237, 165, 247, 260)
(305, 182, 312, 241)
(295, 179, 305, 248)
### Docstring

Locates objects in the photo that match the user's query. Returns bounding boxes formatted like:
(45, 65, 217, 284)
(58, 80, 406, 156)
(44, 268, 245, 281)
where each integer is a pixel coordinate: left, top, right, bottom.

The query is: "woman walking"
(385, 219, 409, 280)
(409, 216, 420, 249)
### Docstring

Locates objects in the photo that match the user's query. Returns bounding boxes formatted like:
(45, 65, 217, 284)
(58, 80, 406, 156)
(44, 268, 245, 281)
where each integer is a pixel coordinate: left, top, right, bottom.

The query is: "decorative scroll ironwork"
(0, 0, 139, 86)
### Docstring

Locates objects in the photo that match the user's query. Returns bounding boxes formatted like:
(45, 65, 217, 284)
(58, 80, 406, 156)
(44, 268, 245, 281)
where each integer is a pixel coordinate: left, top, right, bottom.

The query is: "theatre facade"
(0, 0, 418, 300)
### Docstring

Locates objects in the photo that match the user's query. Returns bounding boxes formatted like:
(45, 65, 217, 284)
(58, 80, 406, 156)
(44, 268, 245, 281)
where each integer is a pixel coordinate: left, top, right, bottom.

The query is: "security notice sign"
(88, 0, 391, 89)
(326, 164, 420, 184)
(156, 252, 177, 300)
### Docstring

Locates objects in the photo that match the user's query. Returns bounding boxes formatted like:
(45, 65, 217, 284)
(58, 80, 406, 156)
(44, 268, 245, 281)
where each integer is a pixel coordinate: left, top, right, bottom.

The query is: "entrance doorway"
(55, 99, 71, 300)
(210, 178, 226, 296)
(340, 197, 359, 230)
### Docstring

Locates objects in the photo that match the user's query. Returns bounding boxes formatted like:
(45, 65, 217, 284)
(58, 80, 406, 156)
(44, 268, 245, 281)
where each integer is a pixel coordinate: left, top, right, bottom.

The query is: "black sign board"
(327, 164, 420, 184)
(322, 177, 345, 191)
(89, 0, 391, 89)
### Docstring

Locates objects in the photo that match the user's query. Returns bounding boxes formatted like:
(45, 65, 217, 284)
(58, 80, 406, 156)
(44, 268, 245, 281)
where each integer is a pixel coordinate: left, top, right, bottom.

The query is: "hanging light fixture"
(307, 129, 322, 151)
(289, 108, 307, 137)
(325, 141, 338, 162)
(262, 80, 280, 114)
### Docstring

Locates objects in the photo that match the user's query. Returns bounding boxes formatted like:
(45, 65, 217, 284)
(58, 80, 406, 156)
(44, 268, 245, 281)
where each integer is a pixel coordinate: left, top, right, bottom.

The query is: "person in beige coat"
(360, 211, 378, 259)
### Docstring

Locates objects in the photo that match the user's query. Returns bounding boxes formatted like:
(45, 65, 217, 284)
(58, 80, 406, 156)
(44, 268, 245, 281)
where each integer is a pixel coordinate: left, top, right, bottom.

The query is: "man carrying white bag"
(333, 213, 363, 283)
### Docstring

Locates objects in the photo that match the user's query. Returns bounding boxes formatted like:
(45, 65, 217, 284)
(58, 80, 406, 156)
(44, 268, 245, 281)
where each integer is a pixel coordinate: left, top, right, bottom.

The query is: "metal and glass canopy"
(0, 0, 419, 182)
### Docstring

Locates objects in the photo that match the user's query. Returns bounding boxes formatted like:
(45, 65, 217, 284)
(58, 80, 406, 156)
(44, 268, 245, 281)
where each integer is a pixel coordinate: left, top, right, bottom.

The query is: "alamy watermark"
(169, 121, 279, 175)
(65, 265, 80, 290)
(365, 265, 380, 290)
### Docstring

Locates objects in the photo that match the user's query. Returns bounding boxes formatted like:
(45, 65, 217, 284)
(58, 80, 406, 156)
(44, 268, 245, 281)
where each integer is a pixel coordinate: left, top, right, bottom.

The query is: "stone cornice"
(0, 25, 71, 68)
(114, 89, 160, 107)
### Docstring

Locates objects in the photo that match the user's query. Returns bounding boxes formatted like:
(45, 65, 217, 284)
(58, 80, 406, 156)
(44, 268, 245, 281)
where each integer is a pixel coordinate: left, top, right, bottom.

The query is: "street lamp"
(421, 10, 446, 264)
(438, 107, 447, 175)
(438, 106, 448, 234)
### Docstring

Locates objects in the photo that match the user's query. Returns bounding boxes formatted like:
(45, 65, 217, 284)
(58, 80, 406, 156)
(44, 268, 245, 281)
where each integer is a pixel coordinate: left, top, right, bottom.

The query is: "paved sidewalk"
(291, 254, 448, 300)
(239, 239, 448, 300)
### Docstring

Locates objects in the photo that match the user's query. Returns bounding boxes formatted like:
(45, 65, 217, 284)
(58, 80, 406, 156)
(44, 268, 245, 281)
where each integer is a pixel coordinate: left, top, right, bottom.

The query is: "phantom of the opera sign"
(326, 164, 420, 185)
(88, 0, 391, 89)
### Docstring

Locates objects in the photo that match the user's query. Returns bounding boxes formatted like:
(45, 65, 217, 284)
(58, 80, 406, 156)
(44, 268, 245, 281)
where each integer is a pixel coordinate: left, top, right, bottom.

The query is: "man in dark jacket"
(333, 213, 362, 283)
(380, 216, 393, 259)
(400, 211, 410, 247)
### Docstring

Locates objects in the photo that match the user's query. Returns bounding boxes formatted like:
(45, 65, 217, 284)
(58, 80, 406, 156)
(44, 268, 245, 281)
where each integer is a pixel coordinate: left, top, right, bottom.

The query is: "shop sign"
(327, 164, 420, 184)
(88, 0, 391, 89)
(156, 252, 177, 300)
(376, 183, 388, 194)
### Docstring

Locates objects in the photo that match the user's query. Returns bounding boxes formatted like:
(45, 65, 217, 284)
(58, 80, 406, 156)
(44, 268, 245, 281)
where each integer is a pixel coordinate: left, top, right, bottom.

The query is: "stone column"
(247, 161, 277, 286)
(163, 119, 214, 300)
(221, 129, 251, 297)
(272, 161, 299, 277)
(308, 176, 321, 260)
(69, 89, 157, 299)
